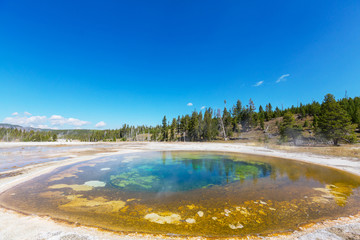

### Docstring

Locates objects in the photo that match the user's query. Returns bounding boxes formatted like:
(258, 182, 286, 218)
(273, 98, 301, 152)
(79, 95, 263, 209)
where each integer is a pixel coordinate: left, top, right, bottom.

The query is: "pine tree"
(52, 133, 58, 142)
(265, 103, 273, 121)
(303, 120, 309, 128)
(189, 111, 200, 141)
(259, 105, 264, 114)
(162, 116, 168, 141)
(170, 118, 177, 141)
(203, 108, 213, 140)
(318, 94, 355, 145)
(299, 103, 306, 119)
(180, 115, 191, 141)
(260, 117, 265, 130)
(198, 111, 203, 139)
(280, 112, 303, 145)
(177, 116, 181, 135)
(248, 98, 257, 128)
(233, 100, 242, 125)
(313, 115, 318, 131)
(274, 107, 281, 118)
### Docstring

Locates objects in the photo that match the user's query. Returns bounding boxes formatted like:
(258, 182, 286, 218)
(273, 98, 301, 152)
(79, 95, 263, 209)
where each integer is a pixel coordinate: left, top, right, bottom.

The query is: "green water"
(108, 153, 271, 192)
(1, 151, 360, 237)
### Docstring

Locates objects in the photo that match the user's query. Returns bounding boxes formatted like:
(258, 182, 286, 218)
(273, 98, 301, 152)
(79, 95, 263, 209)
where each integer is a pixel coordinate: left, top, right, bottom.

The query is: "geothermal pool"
(1, 151, 360, 237)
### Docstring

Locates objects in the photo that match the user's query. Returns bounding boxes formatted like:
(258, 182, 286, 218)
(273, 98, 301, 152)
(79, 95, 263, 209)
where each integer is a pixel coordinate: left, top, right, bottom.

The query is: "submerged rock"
(311, 196, 330, 204)
(185, 218, 196, 224)
(110, 171, 159, 190)
(229, 223, 244, 229)
(144, 212, 181, 224)
(239, 207, 250, 216)
(258, 210, 267, 216)
(186, 204, 196, 210)
(60, 195, 126, 213)
(84, 180, 106, 187)
(313, 183, 354, 206)
(222, 208, 231, 217)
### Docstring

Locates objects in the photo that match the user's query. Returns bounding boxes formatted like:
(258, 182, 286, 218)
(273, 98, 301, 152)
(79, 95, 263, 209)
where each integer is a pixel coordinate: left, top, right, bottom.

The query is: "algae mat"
(1, 151, 360, 237)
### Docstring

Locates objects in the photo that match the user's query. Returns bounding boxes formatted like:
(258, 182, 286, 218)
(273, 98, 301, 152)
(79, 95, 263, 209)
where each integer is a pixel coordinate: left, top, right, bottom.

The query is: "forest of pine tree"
(1, 94, 359, 145)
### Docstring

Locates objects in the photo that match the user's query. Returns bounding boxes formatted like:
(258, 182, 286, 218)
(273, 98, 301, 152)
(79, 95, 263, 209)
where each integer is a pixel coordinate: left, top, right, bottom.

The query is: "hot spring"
(1, 151, 360, 237)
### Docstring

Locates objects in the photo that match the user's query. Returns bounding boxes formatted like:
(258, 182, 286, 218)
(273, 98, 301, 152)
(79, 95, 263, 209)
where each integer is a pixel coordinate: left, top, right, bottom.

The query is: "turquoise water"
(108, 152, 272, 192)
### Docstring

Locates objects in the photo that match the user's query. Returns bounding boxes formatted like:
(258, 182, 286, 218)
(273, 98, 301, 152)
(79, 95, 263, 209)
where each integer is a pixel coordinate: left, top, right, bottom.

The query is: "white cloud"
(3, 113, 91, 129)
(49, 115, 67, 126)
(49, 115, 63, 120)
(4, 115, 46, 128)
(254, 81, 264, 87)
(95, 121, 107, 128)
(276, 74, 290, 83)
(28, 116, 47, 123)
(67, 118, 90, 127)
(11, 112, 19, 116)
(187, 103, 193, 106)
(49, 115, 90, 127)
(200, 106, 206, 110)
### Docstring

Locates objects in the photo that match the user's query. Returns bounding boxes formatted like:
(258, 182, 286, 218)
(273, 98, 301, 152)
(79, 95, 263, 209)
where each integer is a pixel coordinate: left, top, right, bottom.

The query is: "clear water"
(108, 153, 271, 192)
(1, 151, 360, 237)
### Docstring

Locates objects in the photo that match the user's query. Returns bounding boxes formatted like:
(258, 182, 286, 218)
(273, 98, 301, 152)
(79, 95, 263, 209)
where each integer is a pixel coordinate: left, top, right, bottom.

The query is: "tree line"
(1, 93, 359, 145)
(0, 128, 57, 142)
(157, 94, 359, 145)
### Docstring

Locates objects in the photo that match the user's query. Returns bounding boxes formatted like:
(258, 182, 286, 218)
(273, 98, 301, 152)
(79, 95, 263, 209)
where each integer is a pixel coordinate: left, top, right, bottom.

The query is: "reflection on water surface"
(1, 151, 360, 237)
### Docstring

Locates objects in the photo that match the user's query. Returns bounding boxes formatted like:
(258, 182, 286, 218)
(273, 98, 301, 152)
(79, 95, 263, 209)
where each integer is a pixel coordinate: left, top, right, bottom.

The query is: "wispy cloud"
(253, 81, 264, 87)
(95, 121, 106, 128)
(200, 106, 206, 110)
(276, 74, 290, 83)
(11, 112, 19, 116)
(3, 112, 91, 129)
(187, 102, 193, 106)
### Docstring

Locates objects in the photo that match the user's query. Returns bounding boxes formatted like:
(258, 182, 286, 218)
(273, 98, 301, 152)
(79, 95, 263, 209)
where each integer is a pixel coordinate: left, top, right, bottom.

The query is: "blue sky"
(1, 1, 360, 129)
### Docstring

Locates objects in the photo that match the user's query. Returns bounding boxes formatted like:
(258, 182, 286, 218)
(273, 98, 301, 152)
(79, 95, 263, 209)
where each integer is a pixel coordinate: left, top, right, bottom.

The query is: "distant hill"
(0, 123, 50, 132)
(0, 123, 94, 134)
(0, 123, 97, 142)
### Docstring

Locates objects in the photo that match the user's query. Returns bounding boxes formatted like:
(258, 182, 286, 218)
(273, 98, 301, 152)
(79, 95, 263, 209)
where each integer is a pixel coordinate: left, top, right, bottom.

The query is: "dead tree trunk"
(217, 109, 227, 141)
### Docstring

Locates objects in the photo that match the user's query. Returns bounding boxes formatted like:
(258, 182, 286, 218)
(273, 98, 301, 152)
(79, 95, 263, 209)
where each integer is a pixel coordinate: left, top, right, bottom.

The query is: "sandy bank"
(0, 142, 360, 240)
